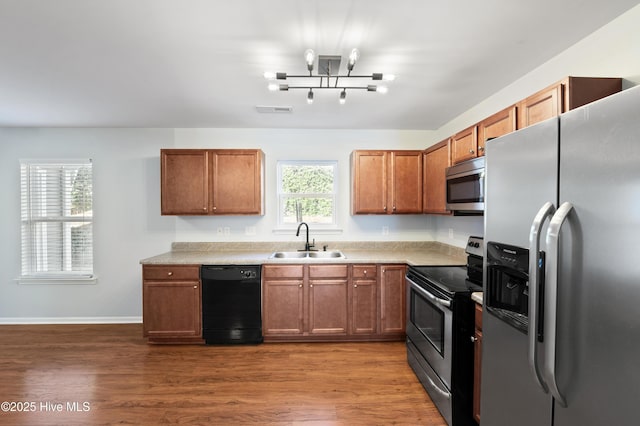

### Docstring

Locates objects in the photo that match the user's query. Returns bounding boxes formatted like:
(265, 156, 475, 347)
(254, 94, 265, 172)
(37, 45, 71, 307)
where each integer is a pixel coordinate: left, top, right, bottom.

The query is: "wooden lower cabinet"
(308, 265, 349, 335)
(263, 263, 405, 342)
(350, 265, 378, 335)
(262, 264, 348, 339)
(380, 264, 406, 337)
(473, 303, 483, 423)
(142, 265, 203, 343)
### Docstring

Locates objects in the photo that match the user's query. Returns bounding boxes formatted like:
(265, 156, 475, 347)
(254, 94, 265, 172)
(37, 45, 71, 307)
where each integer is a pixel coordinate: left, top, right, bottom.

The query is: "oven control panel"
(465, 236, 484, 257)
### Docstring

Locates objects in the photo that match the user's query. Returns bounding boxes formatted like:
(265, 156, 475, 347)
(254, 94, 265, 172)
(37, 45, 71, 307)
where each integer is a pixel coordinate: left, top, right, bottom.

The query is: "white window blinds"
(20, 159, 94, 280)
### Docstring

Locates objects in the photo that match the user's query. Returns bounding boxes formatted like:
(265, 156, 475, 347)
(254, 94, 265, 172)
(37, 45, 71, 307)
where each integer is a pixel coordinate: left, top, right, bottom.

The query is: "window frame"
(18, 159, 96, 285)
(276, 160, 339, 231)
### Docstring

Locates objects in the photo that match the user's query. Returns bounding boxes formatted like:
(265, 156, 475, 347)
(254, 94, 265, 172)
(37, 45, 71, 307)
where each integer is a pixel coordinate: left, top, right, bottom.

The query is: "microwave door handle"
(408, 279, 451, 308)
(544, 202, 573, 408)
(528, 202, 554, 393)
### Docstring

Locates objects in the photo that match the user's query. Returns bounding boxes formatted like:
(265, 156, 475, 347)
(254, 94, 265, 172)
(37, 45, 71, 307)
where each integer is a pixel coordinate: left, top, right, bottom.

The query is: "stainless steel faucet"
(296, 222, 316, 251)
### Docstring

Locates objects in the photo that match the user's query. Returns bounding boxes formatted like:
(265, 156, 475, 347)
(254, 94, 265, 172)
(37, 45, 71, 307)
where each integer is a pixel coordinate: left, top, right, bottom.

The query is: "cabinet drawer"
(352, 265, 377, 279)
(309, 264, 348, 279)
(263, 265, 304, 279)
(143, 265, 200, 281)
(475, 303, 482, 331)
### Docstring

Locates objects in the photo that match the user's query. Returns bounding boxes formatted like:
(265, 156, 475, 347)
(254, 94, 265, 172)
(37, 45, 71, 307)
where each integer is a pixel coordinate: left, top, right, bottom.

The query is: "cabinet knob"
(213, 206, 217, 211)
(471, 336, 478, 343)
(479, 146, 485, 152)
(193, 285, 198, 289)
(167, 271, 173, 276)
(469, 149, 475, 154)
(310, 284, 314, 288)
(363, 270, 367, 275)
(354, 284, 358, 288)
(393, 206, 397, 211)
(299, 284, 303, 288)
(384, 206, 387, 211)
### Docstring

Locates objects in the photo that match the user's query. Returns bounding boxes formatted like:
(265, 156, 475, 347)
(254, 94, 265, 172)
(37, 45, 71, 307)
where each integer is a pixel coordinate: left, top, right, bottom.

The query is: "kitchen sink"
(269, 250, 346, 260)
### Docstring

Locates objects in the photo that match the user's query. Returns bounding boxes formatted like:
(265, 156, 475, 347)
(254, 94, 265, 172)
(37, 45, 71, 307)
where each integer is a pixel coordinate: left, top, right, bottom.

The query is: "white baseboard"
(0, 316, 142, 325)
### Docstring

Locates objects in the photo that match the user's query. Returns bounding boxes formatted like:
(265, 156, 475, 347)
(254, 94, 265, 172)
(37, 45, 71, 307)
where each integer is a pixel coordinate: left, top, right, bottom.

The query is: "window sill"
(16, 275, 98, 285)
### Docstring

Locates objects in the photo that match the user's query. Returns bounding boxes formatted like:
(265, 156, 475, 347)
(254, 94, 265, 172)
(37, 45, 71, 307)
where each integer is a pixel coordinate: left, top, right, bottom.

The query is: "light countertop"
(140, 241, 467, 267)
(471, 292, 483, 305)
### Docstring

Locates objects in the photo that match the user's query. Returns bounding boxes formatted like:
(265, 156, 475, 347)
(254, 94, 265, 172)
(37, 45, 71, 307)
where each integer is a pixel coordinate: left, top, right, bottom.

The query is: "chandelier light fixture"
(264, 48, 395, 104)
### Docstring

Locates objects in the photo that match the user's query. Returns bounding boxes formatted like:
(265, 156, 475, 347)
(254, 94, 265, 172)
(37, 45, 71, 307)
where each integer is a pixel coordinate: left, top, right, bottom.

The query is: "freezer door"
(481, 118, 559, 425)
(553, 86, 640, 426)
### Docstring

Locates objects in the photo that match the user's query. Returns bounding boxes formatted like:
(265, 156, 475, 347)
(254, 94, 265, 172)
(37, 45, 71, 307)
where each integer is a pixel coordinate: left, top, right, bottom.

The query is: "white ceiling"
(1, 0, 638, 130)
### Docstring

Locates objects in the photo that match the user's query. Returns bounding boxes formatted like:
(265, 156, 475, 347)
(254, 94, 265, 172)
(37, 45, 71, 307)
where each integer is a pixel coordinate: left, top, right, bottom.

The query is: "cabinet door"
(517, 84, 562, 128)
(350, 280, 377, 335)
(389, 151, 423, 213)
(210, 150, 263, 215)
(143, 280, 201, 338)
(352, 151, 388, 214)
(478, 105, 517, 154)
(379, 265, 406, 336)
(451, 125, 478, 164)
(262, 279, 304, 336)
(161, 150, 209, 215)
(423, 140, 451, 214)
(308, 279, 348, 335)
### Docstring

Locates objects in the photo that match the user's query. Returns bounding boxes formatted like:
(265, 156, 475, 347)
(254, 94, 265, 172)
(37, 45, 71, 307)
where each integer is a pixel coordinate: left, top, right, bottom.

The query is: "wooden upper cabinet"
(351, 150, 422, 214)
(389, 151, 423, 214)
(423, 139, 451, 215)
(478, 105, 517, 152)
(518, 77, 621, 129)
(517, 84, 561, 128)
(161, 150, 209, 215)
(451, 125, 478, 164)
(210, 150, 263, 215)
(351, 150, 388, 214)
(161, 149, 264, 216)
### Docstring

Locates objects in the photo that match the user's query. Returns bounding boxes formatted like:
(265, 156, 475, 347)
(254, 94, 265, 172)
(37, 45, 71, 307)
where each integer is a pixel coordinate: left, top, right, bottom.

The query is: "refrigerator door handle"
(528, 201, 554, 393)
(544, 201, 574, 408)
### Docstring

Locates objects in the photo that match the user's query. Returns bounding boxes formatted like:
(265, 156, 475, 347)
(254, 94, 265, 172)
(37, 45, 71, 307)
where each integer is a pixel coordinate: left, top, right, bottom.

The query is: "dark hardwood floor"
(0, 324, 446, 425)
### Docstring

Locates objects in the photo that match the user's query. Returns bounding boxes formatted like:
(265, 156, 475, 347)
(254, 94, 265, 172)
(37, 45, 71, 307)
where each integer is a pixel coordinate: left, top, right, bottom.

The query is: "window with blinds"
(20, 159, 94, 281)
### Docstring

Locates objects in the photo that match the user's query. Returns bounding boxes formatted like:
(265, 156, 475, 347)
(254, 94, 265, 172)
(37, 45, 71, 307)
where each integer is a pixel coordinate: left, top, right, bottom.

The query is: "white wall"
(1, 4, 640, 322)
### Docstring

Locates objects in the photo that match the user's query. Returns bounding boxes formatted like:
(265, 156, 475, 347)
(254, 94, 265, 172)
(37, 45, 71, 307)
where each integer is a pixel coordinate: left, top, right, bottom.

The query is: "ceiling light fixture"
(264, 48, 394, 104)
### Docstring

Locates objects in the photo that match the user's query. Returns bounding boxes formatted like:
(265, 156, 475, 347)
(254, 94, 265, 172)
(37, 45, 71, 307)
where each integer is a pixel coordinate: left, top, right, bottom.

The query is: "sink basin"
(307, 251, 345, 258)
(269, 250, 346, 260)
(269, 251, 308, 259)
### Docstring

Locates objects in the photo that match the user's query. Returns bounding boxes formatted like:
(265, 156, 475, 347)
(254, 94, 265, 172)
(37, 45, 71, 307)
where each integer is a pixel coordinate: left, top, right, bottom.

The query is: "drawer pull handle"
(167, 272, 173, 276)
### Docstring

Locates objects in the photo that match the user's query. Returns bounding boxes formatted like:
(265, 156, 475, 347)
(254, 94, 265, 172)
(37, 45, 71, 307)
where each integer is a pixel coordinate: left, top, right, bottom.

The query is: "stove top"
(408, 265, 482, 295)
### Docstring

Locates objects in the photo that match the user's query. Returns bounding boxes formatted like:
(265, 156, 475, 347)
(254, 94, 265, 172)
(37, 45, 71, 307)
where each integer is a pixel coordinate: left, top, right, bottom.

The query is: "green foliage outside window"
(280, 163, 335, 224)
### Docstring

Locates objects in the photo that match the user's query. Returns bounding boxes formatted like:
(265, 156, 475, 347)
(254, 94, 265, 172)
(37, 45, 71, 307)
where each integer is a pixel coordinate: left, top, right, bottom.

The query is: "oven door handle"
(408, 279, 451, 308)
(422, 369, 451, 400)
(528, 201, 554, 393)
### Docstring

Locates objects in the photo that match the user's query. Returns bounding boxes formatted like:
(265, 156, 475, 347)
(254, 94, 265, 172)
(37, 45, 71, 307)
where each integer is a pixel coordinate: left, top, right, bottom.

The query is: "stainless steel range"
(406, 236, 483, 426)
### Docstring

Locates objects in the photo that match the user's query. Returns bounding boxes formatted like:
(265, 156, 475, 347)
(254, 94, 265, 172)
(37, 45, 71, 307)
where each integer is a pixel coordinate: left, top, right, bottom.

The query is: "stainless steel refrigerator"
(481, 85, 640, 426)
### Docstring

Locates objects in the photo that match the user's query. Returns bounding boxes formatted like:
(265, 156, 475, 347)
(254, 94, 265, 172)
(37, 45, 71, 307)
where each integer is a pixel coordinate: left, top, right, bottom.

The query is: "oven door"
(406, 276, 454, 389)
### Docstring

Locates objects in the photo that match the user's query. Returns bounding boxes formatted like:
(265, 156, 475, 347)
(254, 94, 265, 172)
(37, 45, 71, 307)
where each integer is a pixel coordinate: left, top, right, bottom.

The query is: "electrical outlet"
(217, 227, 223, 235)
(448, 228, 454, 239)
(245, 226, 256, 236)
(382, 226, 389, 235)
(223, 227, 231, 236)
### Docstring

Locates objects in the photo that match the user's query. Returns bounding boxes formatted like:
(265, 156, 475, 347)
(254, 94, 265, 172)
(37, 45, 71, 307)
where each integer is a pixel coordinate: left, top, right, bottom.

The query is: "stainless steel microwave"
(445, 156, 485, 214)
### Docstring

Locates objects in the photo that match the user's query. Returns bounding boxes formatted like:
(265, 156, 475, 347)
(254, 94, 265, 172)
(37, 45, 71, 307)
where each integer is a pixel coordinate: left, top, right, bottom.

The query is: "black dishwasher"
(201, 265, 262, 344)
